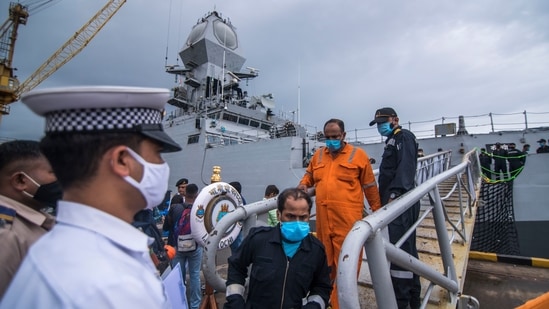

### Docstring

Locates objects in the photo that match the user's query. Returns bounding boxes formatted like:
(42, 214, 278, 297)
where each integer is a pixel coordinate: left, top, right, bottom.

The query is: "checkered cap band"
(45, 107, 162, 133)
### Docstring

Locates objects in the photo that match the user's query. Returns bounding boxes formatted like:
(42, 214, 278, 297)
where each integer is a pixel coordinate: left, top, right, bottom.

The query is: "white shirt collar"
(55, 200, 149, 253)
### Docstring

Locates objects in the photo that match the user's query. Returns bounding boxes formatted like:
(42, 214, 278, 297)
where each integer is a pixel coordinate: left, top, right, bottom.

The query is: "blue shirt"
(0, 201, 171, 309)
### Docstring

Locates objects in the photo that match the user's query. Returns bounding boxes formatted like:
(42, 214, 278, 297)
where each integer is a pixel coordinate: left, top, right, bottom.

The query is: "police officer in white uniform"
(1, 86, 181, 308)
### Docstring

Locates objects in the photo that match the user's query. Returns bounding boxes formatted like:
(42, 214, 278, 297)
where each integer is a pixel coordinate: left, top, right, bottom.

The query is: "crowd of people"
(477, 139, 545, 181)
(0, 84, 501, 309)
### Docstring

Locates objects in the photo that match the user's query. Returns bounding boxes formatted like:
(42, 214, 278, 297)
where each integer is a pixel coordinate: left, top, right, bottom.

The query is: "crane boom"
(0, 0, 126, 116)
(17, 0, 126, 96)
(0, 3, 28, 112)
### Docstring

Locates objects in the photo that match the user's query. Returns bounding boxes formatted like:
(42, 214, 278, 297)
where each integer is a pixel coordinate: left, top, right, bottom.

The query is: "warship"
(158, 10, 549, 308)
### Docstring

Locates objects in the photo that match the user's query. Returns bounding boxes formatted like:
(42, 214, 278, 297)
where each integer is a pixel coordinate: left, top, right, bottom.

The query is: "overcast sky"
(1, 0, 548, 142)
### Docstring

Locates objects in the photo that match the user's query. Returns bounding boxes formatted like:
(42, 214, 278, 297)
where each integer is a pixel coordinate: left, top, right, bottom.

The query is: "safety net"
(471, 181, 520, 255)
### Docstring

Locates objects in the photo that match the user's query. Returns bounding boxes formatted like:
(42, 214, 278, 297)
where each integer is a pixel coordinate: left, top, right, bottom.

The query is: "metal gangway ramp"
(200, 149, 481, 308)
(338, 149, 481, 308)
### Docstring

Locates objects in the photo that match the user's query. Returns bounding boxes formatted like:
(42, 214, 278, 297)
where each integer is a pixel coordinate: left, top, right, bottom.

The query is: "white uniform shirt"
(0, 201, 171, 309)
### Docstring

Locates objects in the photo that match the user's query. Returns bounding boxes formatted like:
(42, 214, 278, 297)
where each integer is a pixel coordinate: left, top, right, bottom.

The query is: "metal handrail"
(201, 151, 454, 293)
(337, 149, 480, 309)
(202, 197, 279, 291)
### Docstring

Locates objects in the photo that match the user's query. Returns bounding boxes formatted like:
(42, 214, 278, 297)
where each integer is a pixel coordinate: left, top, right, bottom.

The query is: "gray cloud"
(1, 0, 548, 141)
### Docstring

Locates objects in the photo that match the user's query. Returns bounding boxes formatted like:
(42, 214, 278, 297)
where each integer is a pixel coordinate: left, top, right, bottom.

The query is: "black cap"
(369, 107, 398, 126)
(229, 181, 242, 194)
(176, 178, 188, 186)
(538, 139, 546, 143)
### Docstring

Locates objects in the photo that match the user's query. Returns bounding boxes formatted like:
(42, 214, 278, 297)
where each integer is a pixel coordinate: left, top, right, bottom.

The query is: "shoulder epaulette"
(0, 205, 16, 224)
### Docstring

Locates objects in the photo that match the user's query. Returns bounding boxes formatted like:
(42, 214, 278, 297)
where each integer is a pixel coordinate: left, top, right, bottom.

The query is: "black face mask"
(21, 172, 63, 209)
(33, 181, 63, 209)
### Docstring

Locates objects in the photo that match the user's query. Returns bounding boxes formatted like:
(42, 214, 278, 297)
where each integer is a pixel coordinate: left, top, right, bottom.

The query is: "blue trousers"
(172, 247, 203, 309)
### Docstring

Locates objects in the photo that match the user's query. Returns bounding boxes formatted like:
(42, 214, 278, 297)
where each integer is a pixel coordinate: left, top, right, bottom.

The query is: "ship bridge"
(200, 149, 484, 308)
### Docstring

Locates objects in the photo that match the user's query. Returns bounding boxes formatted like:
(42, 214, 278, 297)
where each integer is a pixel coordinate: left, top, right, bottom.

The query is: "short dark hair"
(176, 178, 188, 186)
(229, 181, 242, 194)
(186, 183, 199, 198)
(0, 140, 43, 173)
(40, 133, 144, 189)
(264, 184, 279, 197)
(323, 118, 345, 133)
(277, 188, 312, 213)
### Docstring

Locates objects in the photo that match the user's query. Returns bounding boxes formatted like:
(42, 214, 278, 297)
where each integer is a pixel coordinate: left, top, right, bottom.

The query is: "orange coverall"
(299, 143, 381, 308)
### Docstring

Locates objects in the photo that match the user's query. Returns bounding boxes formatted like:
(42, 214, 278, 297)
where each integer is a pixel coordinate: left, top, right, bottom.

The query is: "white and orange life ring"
(191, 182, 243, 249)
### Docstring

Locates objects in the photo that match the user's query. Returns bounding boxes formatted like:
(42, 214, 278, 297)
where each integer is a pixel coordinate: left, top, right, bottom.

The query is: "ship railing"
(201, 150, 469, 296)
(337, 148, 481, 309)
(414, 151, 452, 187)
(336, 111, 549, 144)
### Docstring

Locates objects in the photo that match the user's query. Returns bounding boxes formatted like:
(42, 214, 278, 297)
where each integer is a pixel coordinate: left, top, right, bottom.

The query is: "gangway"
(338, 148, 481, 308)
(199, 149, 481, 308)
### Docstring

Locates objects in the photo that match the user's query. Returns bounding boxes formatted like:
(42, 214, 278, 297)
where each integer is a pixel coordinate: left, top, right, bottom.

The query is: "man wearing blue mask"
(536, 138, 549, 153)
(1, 86, 182, 308)
(369, 107, 421, 309)
(298, 118, 381, 309)
(224, 188, 332, 309)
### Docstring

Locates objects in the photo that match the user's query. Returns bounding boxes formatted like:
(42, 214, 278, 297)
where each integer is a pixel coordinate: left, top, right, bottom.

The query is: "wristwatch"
(390, 192, 399, 199)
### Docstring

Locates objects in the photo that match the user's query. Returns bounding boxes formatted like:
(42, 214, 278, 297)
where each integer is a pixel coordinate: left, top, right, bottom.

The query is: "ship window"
(187, 134, 199, 144)
(222, 113, 238, 123)
(207, 135, 222, 144)
(250, 120, 260, 128)
(260, 123, 271, 131)
(238, 117, 249, 125)
(208, 112, 220, 119)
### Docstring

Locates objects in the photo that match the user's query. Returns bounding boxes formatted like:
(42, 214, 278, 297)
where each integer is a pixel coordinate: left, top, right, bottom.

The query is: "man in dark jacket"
(492, 142, 508, 180)
(536, 139, 549, 153)
(224, 188, 332, 309)
(506, 143, 525, 178)
(479, 148, 493, 180)
(369, 107, 421, 309)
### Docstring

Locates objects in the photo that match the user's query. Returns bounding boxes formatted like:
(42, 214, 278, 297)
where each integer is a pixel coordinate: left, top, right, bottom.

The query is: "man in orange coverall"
(298, 118, 382, 309)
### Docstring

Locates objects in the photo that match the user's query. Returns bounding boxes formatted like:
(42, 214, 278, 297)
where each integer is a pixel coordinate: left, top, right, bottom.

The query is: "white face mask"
(123, 148, 170, 210)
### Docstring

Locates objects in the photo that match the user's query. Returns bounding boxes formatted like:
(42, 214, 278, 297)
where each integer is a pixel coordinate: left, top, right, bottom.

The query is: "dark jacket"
(537, 145, 549, 153)
(225, 226, 332, 309)
(162, 203, 185, 247)
(479, 152, 492, 167)
(378, 126, 418, 204)
(492, 148, 508, 164)
(506, 148, 524, 169)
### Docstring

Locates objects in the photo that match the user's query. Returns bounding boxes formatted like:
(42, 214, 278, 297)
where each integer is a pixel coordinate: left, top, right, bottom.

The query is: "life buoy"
(191, 182, 243, 249)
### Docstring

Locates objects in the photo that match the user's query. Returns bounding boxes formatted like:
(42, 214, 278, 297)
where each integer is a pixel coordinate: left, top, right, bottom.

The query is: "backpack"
(174, 203, 197, 252)
(132, 209, 170, 272)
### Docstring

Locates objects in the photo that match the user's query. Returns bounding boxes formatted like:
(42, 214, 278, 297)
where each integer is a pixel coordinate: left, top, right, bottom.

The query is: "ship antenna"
(221, 24, 227, 109)
(297, 60, 301, 125)
(164, 0, 173, 67)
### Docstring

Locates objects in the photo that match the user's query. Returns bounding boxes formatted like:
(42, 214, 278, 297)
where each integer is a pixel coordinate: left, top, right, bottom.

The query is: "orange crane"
(0, 0, 126, 118)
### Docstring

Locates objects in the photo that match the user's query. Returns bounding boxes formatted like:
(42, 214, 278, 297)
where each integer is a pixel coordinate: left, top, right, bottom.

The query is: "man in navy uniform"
(1, 86, 181, 308)
(370, 107, 421, 309)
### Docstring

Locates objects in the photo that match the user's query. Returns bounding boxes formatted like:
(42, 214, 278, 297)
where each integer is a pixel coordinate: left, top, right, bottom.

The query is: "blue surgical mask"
(280, 221, 310, 242)
(377, 122, 394, 136)
(325, 139, 342, 152)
